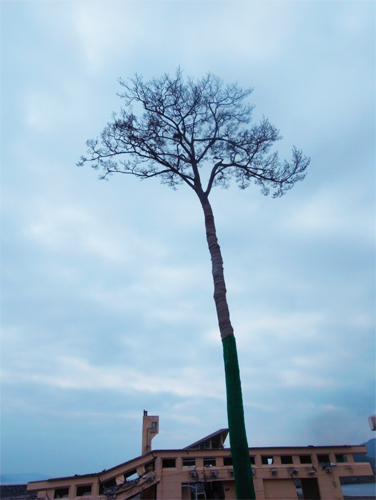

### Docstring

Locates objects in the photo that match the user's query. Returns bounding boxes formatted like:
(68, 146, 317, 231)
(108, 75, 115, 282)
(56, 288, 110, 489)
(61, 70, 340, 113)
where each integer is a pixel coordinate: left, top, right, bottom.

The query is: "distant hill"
(353, 438, 376, 474)
(0, 473, 50, 485)
(365, 438, 376, 458)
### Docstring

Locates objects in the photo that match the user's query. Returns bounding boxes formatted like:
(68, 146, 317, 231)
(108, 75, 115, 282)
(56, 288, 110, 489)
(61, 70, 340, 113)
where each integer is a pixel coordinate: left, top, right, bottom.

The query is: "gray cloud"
(1, 0, 374, 478)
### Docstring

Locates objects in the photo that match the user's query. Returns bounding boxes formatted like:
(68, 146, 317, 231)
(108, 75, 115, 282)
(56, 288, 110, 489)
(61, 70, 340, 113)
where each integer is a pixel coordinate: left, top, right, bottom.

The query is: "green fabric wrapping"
(222, 334, 256, 500)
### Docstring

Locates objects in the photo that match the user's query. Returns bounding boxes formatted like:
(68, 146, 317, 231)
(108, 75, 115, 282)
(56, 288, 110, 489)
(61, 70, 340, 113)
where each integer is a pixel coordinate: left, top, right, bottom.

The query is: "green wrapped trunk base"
(222, 334, 256, 500)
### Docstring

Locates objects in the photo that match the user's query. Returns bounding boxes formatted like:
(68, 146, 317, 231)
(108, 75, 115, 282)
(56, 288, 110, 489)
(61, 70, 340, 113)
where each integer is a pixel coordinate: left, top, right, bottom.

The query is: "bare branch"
(79, 68, 310, 200)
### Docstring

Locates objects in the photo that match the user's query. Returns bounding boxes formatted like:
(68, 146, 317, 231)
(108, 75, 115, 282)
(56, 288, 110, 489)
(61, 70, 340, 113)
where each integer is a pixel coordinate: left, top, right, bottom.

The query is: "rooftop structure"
(27, 412, 373, 500)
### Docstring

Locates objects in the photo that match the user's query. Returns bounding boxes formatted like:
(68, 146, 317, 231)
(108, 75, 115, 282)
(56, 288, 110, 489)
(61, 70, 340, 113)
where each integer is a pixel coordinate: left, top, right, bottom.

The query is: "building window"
(199, 441, 211, 450)
(223, 457, 232, 466)
(317, 454, 330, 465)
(281, 455, 293, 464)
(54, 488, 69, 499)
(182, 458, 196, 468)
(335, 454, 347, 463)
(250, 456, 255, 465)
(145, 461, 155, 472)
(299, 455, 312, 464)
(262, 456, 274, 465)
(103, 479, 116, 488)
(76, 486, 92, 497)
(99, 479, 116, 495)
(211, 438, 220, 449)
(151, 422, 157, 429)
(162, 458, 176, 468)
(203, 458, 216, 467)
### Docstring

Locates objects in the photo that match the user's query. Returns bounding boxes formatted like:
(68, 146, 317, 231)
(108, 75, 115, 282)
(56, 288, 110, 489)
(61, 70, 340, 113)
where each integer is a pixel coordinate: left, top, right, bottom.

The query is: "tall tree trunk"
(200, 197, 256, 500)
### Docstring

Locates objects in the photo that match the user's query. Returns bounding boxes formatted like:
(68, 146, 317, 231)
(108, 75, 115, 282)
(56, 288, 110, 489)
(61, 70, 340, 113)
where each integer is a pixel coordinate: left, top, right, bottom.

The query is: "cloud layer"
(1, 0, 375, 478)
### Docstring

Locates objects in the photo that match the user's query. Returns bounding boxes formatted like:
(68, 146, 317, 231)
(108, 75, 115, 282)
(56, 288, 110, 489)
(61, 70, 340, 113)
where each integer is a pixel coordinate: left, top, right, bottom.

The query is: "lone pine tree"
(78, 69, 310, 500)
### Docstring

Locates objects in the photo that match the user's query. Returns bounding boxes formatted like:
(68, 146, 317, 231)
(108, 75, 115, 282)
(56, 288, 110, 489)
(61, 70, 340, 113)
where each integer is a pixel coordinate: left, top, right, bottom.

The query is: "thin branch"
(79, 69, 309, 197)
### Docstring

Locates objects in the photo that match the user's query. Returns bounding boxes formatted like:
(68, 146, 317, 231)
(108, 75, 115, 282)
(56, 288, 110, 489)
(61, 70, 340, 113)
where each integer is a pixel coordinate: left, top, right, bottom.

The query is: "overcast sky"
(1, 0, 375, 479)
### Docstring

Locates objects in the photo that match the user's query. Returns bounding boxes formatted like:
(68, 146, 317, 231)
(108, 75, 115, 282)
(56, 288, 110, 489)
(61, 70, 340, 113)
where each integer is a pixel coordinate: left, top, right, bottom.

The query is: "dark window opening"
(301, 478, 321, 499)
(151, 421, 157, 429)
(103, 479, 116, 488)
(144, 461, 155, 473)
(183, 458, 196, 468)
(281, 455, 293, 464)
(140, 483, 157, 500)
(124, 469, 137, 480)
(205, 481, 225, 499)
(317, 454, 330, 465)
(250, 456, 255, 465)
(335, 454, 347, 463)
(99, 478, 117, 495)
(211, 438, 221, 449)
(203, 458, 216, 467)
(262, 456, 274, 465)
(76, 486, 92, 497)
(223, 457, 232, 466)
(54, 488, 69, 499)
(299, 455, 312, 464)
(182, 482, 225, 500)
(162, 458, 176, 468)
(199, 441, 211, 450)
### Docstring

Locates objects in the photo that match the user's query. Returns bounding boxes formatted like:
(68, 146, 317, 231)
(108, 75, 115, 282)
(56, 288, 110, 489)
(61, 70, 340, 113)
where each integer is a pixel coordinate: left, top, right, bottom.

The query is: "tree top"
(78, 68, 310, 200)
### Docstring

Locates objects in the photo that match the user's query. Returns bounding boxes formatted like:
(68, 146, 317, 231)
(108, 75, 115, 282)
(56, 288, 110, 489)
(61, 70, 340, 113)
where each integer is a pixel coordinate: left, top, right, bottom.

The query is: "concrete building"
(27, 412, 373, 500)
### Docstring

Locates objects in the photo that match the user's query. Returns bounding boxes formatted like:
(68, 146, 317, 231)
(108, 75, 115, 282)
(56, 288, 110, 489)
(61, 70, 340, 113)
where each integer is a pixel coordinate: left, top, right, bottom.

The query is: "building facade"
(27, 412, 373, 500)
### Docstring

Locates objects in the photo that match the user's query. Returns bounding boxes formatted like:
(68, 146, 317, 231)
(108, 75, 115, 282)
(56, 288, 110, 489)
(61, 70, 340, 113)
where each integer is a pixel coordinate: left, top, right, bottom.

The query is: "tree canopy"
(78, 69, 310, 200)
